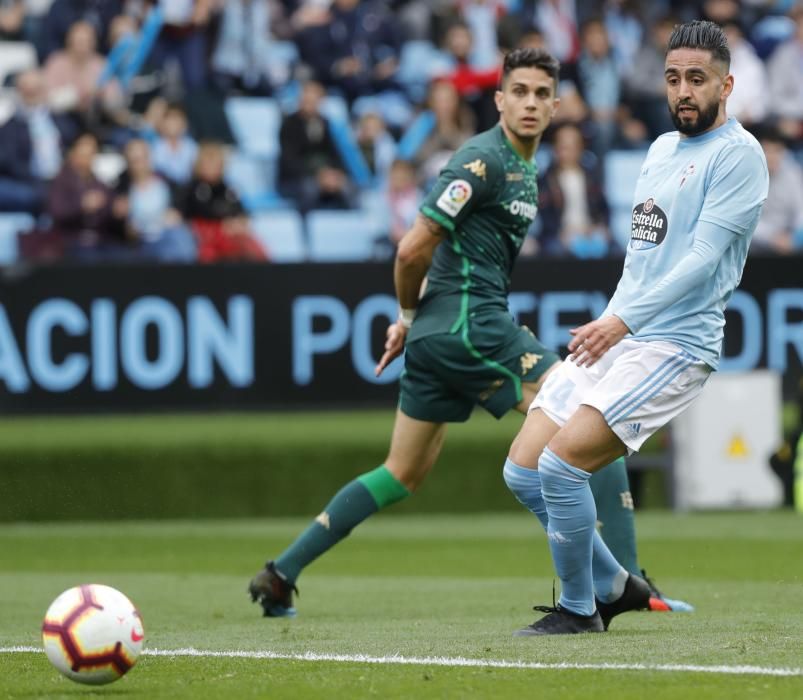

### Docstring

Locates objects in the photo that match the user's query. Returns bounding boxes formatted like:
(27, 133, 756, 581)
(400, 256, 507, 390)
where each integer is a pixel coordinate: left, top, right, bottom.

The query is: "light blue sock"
(503, 458, 548, 528)
(504, 456, 627, 605)
(540, 447, 623, 616)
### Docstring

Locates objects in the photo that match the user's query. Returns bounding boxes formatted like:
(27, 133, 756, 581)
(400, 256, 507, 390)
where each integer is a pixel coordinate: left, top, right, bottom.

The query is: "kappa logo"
(463, 159, 487, 180)
(436, 179, 473, 217)
(520, 352, 543, 375)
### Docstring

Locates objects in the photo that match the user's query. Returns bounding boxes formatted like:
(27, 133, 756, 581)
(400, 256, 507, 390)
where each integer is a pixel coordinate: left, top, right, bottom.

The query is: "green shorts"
(399, 314, 559, 423)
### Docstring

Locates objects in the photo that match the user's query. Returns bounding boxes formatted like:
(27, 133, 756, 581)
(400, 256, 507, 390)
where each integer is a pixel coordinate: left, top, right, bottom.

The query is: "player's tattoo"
(418, 214, 446, 237)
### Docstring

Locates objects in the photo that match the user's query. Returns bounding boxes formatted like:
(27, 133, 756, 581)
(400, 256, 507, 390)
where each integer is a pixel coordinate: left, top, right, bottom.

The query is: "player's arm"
(569, 221, 736, 366)
(375, 214, 445, 376)
(395, 214, 445, 310)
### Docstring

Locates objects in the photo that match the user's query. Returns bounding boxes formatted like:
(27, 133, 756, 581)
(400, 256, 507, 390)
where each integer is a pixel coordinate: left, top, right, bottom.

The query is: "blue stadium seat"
(319, 95, 350, 124)
(604, 150, 647, 250)
(0, 212, 35, 265)
(224, 97, 281, 159)
(604, 150, 648, 209)
(225, 149, 287, 212)
(397, 40, 451, 101)
(610, 210, 634, 251)
(307, 210, 384, 262)
(250, 210, 306, 263)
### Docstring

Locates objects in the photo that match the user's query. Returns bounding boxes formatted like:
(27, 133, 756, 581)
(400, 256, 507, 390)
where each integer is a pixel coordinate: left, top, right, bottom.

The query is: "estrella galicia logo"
(630, 198, 668, 250)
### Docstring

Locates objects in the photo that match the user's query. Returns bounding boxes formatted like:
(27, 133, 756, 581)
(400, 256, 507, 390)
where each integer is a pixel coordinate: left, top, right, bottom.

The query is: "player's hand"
(568, 316, 630, 367)
(375, 321, 407, 377)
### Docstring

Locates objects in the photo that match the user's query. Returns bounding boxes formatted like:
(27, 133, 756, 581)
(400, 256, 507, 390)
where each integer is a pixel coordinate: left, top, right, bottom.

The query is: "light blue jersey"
(605, 117, 768, 369)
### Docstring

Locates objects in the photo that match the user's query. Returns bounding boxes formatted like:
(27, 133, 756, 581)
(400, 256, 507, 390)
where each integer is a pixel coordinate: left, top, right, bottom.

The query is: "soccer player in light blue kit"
(503, 20, 769, 635)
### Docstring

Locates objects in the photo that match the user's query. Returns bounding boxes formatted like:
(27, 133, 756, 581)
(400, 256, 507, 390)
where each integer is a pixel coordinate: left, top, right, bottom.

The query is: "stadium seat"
(0, 212, 35, 265)
(224, 97, 281, 159)
(604, 151, 647, 250)
(225, 149, 279, 210)
(319, 95, 350, 124)
(0, 42, 37, 87)
(750, 15, 795, 59)
(610, 209, 634, 251)
(307, 210, 384, 262)
(604, 150, 648, 209)
(397, 40, 451, 101)
(250, 210, 306, 263)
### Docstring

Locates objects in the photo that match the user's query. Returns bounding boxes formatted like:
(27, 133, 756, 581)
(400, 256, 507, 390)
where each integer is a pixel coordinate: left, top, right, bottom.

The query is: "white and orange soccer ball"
(41, 584, 144, 685)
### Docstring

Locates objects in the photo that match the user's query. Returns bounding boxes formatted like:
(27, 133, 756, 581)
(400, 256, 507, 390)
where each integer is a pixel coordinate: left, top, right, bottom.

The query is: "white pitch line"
(3, 646, 802, 678)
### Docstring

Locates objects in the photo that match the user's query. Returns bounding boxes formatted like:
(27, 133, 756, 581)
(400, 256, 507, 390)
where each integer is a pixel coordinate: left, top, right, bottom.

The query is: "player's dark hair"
(501, 47, 560, 89)
(666, 20, 730, 70)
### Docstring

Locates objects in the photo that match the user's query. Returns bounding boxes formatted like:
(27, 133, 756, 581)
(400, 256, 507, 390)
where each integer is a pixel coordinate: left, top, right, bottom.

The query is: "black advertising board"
(0, 256, 800, 413)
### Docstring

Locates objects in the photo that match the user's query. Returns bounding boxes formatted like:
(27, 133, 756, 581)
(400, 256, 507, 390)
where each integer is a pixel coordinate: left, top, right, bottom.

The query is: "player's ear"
(721, 72, 734, 100)
(494, 89, 504, 114)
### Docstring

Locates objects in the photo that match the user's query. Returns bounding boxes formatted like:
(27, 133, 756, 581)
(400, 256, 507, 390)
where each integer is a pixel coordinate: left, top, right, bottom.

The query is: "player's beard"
(669, 98, 719, 136)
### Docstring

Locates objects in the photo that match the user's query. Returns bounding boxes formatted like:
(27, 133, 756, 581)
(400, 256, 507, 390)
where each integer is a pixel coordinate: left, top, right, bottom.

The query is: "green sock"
(589, 458, 641, 577)
(274, 465, 410, 584)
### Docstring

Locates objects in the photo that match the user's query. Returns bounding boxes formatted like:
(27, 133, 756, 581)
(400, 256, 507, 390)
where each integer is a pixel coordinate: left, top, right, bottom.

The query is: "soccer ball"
(41, 584, 144, 685)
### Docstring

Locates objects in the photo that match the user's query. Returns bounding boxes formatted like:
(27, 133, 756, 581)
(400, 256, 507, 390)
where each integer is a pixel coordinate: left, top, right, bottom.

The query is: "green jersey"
(410, 124, 538, 341)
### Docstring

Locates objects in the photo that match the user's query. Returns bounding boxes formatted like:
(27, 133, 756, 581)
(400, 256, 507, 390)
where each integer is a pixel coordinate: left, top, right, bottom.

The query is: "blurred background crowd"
(0, 0, 802, 264)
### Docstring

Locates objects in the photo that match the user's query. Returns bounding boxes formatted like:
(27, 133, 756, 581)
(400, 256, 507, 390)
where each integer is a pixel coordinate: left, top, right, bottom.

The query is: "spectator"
(767, 2, 803, 144)
(150, 103, 198, 186)
(603, 0, 643, 76)
(42, 20, 106, 124)
(536, 123, 612, 258)
(47, 132, 125, 261)
(435, 19, 500, 130)
(751, 125, 803, 254)
(116, 138, 197, 261)
(93, 12, 164, 146)
(533, 0, 580, 65)
(211, 0, 292, 96)
(576, 17, 620, 156)
(180, 141, 266, 262)
(41, 0, 120, 60)
(701, 0, 742, 27)
(548, 80, 596, 147)
(622, 14, 675, 140)
(404, 79, 475, 186)
(0, 69, 78, 214)
(456, 0, 506, 70)
(355, 111, 396, 185)
(722, 19, 769, 126)
(386, 158, 421, 247)
(515, 25, 547, 52)
(150, 0, 214, 92)
(277, 79, 354, 212)
(295, 0, 402, 104)
(0, 0, 25, 40)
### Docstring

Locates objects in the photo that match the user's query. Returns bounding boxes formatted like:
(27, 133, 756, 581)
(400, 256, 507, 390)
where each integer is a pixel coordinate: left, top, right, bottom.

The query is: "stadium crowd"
(0, 0, 801, 263)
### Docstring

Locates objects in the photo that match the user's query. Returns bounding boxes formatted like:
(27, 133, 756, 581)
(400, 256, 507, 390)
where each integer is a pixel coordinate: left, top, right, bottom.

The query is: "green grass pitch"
(2, 511, 802, 699)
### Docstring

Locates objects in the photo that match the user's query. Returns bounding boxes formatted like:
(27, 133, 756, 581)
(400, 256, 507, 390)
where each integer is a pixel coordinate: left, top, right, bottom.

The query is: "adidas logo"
(548, 530, 571, 544)
(625, 423, 642, 438)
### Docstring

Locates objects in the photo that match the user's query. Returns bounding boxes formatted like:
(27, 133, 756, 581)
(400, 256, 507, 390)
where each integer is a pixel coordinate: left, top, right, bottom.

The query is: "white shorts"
(530, 339, 711, 454)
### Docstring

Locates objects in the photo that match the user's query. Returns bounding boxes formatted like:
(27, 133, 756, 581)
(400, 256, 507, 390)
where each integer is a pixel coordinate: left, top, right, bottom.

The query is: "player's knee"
(384, 458, 425, 493)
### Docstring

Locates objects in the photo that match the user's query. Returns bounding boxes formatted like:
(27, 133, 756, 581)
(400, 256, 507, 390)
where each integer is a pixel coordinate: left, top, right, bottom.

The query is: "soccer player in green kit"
(249, 47, 690, 619)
